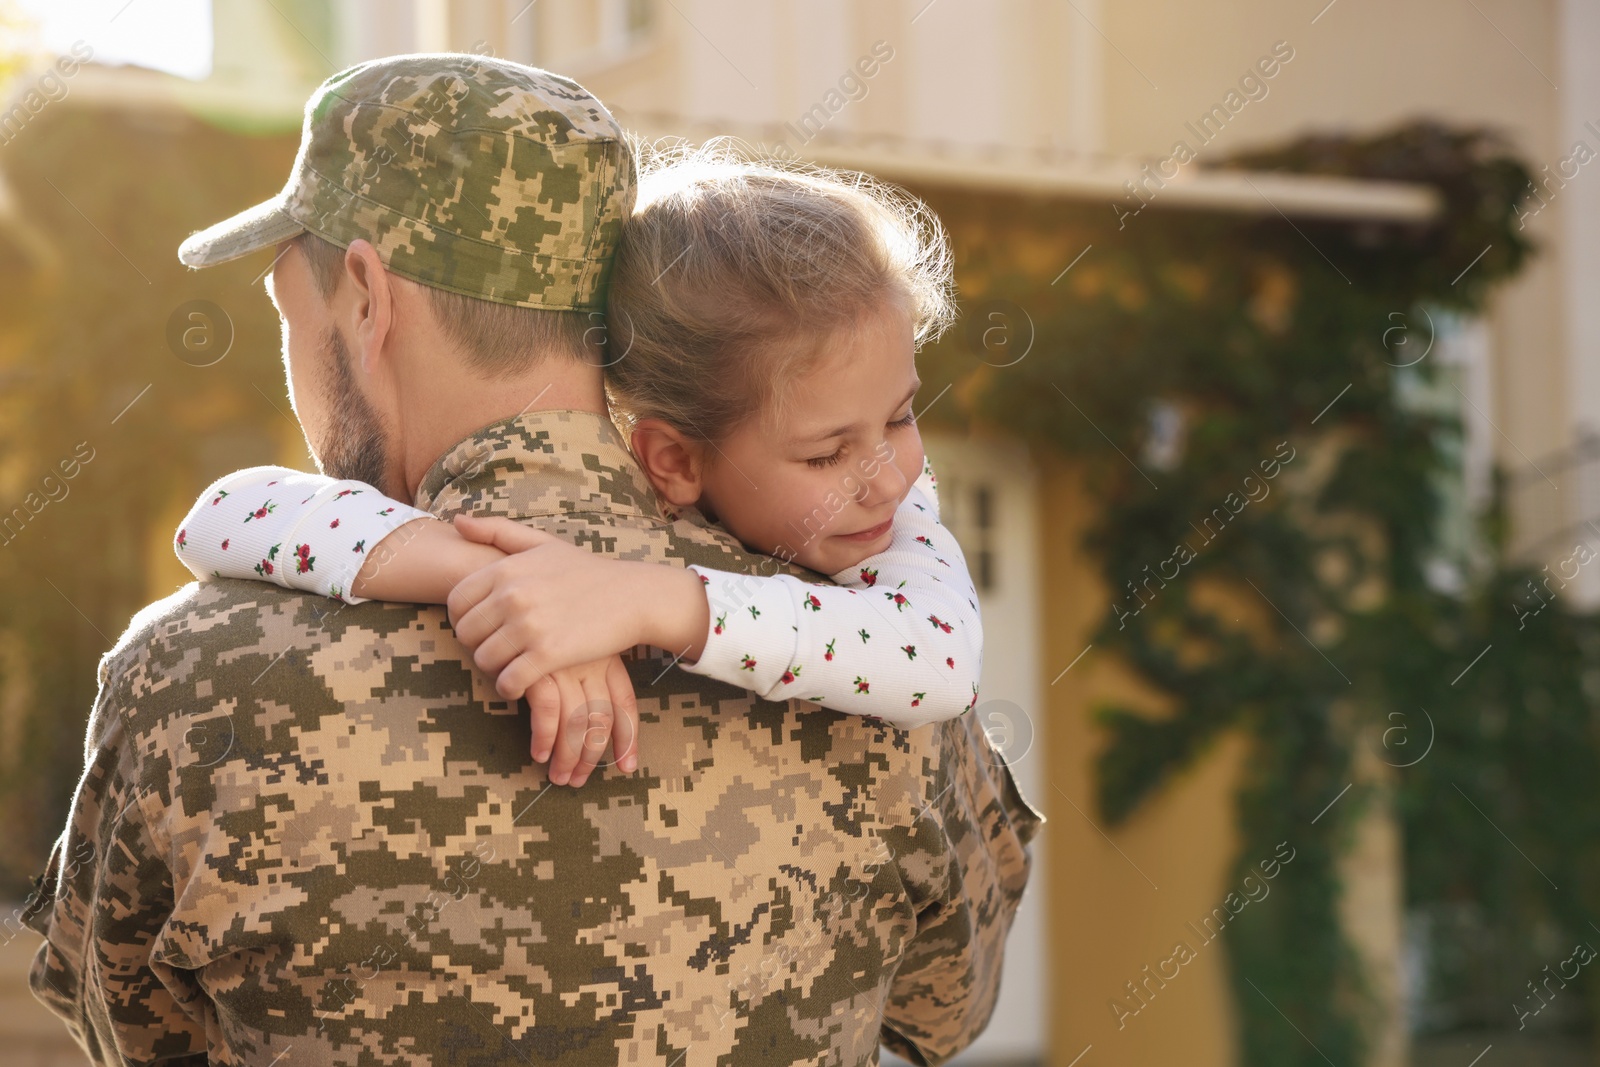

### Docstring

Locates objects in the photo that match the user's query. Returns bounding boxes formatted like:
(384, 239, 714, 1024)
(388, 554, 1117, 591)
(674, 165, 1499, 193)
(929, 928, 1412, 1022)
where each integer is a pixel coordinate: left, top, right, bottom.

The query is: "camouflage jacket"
(24, 410, 1044, 1067)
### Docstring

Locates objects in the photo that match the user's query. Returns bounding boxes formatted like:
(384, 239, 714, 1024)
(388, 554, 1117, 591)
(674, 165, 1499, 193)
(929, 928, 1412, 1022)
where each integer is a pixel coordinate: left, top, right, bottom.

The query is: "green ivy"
(914, 122, 1540, 1062)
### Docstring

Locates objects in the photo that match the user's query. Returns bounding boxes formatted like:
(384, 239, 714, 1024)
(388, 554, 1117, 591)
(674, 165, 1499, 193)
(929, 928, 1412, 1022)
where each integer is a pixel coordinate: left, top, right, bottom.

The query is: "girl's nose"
(854, 447, 908, 506)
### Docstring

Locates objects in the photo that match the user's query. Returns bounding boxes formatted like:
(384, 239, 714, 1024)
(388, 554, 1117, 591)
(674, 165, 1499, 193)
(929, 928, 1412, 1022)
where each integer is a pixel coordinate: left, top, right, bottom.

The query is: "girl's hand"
(445, 514, 711, 695)
(527, 654, 639, 784)
(445, 515, 651, 694)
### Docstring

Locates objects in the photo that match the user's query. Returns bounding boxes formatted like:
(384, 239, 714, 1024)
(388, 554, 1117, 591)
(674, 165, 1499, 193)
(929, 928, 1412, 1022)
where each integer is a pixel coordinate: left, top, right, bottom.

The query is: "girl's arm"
(174, 466, 504, 604)
(680, 460, 981, 729)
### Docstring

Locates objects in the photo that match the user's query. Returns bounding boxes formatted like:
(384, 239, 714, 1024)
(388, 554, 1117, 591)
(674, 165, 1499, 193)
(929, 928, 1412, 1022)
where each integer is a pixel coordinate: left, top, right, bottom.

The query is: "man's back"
(27, 412, 1042, 1066)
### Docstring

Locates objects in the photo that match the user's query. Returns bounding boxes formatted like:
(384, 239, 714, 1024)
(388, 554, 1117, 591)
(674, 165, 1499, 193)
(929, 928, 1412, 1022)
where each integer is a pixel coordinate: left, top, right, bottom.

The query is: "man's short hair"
(292, 232, 598, 376)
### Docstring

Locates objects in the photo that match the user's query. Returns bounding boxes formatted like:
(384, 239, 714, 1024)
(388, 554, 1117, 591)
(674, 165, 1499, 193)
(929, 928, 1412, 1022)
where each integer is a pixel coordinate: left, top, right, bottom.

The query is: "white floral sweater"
(174, 461, 981, 729)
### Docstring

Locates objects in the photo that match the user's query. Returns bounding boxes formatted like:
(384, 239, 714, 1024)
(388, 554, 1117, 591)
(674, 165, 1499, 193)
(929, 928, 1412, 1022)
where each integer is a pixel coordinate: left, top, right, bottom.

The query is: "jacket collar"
(413, 409, 663, 522)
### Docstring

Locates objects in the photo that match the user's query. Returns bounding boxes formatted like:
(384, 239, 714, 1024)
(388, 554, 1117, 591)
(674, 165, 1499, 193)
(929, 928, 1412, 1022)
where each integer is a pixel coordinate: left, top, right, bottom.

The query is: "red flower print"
(333, 489, 363, 500)
(859, 567, 879, 586)
(804, 593, 822, 612)
(928, 615, 953, 633)
(244, 499, 276, 523)
(901, 645, 916, 660)
(175, 528, 187, 550)
(714, 612, 727, 635)
(221, 538, 230, 551)
(911, 692, 926, 707)
(330, 518, 341, 529)
(915, 535, 933, 547)
(353, 540, 366, 553)
(853, 676, 870, 693)
(253, 542, 280, 577)
(294, 543, 315, 574)
(824, 638, 836, 661)
(946, 657, 955, 669)
(780, 665, 802, 684)
(698, 572, 709, 584)
(740, 655, 757, 671)
(884, 592, 909, 611)
(210, 489, 229, 506)
(377, 507, 395, 517)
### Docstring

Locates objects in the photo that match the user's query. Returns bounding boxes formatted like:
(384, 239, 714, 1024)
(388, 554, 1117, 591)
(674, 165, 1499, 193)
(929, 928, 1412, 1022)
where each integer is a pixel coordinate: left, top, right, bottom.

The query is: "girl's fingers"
(606, 656, 639, 774)
(527, 676, 561, 763)
(547, 671, 592, 786)
(568, 671, 615, 787)
(448, 584, 506, 646)
(496, 651, 543, 702)
(445, 567, 495, 627)
(452, 514, 561, 554)
(472, 626, 523, 677)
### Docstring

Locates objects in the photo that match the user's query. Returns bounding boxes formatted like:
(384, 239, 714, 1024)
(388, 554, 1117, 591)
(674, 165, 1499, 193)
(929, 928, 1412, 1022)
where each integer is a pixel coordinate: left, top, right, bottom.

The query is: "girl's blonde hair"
(602, 141, 956, 443)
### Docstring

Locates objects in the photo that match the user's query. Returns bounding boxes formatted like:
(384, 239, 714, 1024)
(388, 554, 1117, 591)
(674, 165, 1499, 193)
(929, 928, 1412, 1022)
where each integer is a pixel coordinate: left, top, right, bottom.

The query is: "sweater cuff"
(679, 565, 802, 696)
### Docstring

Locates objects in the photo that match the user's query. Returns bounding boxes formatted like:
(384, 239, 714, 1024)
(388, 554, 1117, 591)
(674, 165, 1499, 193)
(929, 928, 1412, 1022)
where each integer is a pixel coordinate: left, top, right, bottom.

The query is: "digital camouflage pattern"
(177, 54, 634, 312)
(25, 410, 1044, 1067)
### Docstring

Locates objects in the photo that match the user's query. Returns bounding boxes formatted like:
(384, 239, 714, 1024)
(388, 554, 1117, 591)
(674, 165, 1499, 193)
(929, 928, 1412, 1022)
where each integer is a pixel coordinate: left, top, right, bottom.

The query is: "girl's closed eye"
(806, 449, 844, 469)
(806, 409, 916, 469)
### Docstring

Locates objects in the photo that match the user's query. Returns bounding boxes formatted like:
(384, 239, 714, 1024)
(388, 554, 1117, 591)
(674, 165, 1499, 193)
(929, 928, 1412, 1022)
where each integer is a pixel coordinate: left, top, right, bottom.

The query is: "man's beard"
(316, 327, 391, 489)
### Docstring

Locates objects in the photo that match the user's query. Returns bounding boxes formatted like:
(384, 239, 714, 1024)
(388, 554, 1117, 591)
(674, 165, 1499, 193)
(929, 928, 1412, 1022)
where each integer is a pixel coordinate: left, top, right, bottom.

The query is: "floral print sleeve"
(681, 458, 981, 729)
(173, 466, 435, 604)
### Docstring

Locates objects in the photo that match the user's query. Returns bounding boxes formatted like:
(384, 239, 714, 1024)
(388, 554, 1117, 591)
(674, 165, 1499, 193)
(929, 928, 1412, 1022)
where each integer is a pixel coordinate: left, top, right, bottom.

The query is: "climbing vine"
(916, 122, 1549, 1062)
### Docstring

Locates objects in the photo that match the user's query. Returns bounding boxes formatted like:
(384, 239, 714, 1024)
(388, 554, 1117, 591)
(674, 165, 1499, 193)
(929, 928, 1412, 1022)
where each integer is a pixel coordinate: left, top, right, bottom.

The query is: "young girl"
(174, 150, 981, 788)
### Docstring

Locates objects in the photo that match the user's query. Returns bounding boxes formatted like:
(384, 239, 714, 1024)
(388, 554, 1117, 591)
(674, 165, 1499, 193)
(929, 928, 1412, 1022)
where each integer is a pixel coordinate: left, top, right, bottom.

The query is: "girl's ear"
(630, 419, 706, 508)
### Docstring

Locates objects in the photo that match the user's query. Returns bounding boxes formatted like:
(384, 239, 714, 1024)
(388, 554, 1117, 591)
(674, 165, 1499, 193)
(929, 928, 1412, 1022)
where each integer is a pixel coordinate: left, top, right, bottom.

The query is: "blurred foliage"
(0, 77, 301, 895)
(914, 122, 1545, 1063)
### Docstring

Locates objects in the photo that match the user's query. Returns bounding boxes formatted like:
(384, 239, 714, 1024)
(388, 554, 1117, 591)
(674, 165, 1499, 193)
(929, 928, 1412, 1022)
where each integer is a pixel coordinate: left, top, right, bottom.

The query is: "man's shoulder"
(97, 578, 439, 715)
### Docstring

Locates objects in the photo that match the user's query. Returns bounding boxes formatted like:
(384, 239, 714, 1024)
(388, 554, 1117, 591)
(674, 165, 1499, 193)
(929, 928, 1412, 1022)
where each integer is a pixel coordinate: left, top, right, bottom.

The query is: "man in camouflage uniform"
(24, 54, 1042, 1066)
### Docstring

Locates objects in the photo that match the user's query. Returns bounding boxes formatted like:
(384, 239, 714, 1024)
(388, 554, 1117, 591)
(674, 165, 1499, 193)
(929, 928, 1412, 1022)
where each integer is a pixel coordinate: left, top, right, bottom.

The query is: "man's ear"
(340, 239, 393, 373)
(631, 419, 707, 508)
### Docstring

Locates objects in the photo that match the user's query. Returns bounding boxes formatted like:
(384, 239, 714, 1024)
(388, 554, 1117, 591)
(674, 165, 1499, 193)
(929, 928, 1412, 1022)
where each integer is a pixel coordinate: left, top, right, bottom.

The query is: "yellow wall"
(1039, 454, 1251, 1067)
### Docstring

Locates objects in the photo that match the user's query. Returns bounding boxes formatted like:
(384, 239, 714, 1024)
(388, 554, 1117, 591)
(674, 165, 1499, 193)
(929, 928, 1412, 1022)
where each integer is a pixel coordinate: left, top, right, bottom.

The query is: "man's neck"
(392, 369, 609, 504)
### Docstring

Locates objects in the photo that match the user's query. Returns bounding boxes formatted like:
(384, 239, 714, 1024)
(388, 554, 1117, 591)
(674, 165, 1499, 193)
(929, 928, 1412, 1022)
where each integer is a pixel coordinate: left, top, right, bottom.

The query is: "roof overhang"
(618, 111, 1443, 224)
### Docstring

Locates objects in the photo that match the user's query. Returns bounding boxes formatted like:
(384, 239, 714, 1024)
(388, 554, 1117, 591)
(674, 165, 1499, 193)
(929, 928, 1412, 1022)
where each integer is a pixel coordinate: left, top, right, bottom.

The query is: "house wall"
(1037, 455, 1249, 1067)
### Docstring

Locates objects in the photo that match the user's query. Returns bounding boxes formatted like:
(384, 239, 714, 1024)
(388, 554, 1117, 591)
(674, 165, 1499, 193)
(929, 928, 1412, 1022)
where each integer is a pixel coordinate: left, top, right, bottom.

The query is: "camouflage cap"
(177, 53, 635, 311)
